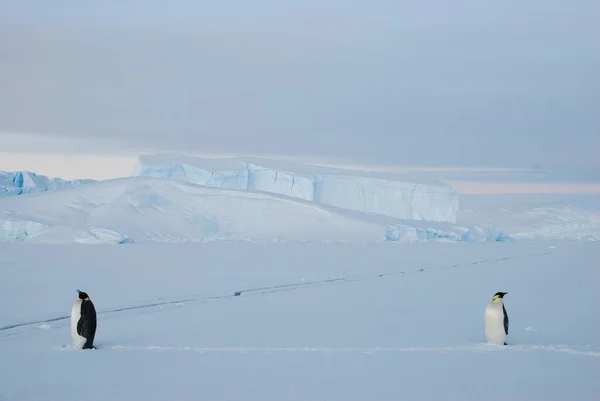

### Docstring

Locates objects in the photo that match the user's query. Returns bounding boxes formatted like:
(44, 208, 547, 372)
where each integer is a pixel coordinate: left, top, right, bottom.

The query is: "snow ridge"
(0, 177, 385, 244)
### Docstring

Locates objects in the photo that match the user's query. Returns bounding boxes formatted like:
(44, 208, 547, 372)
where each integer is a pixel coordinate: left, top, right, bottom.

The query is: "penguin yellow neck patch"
(491, 296, 503, 304)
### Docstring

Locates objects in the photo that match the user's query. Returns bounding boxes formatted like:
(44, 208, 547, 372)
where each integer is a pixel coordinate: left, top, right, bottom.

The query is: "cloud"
(0, 151, 137, 180)
(1, 1, 598, 168)
(0, 132, 128, 154)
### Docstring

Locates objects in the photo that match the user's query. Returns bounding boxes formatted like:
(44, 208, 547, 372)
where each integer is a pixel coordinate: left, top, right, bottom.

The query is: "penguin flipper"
(503, 304, 509, 335)
(78, 300, 97, 348)
(76, 317, 84, 336)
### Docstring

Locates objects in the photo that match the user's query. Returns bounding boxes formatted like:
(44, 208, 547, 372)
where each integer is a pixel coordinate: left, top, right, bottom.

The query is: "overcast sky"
(1, 0, 599, 173)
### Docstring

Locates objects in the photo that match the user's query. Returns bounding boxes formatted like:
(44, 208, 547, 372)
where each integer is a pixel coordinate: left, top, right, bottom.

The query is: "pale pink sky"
(1, 2, 599, 170)
(446, 180, 600, 195)
(0, 131, 138, 179)
(2, 149, 600, 195)
(0, 151, 138, 180)
(1, 132, 599, 194)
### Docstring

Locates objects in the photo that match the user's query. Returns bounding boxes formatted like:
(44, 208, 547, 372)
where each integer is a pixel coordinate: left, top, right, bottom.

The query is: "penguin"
(484, 291, 509, 345)
(70, 290, 97, 349)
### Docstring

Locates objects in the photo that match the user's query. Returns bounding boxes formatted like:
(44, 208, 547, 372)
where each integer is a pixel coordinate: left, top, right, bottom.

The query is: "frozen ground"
(0, 241, 599, 401)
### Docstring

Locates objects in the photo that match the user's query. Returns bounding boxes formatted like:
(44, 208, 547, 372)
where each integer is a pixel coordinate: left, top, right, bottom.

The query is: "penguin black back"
(76, 289, 97, 349)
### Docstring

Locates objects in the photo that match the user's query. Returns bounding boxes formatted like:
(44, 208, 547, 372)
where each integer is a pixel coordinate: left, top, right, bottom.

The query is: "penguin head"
(77, 289, 90, 300)
(492, 292, 508, 303)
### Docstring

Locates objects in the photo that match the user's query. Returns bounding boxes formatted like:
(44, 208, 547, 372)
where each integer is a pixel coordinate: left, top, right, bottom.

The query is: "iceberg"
(1, 219, 48, 241)
(385, 224, 513, 243)
(132, 156, 248, 190)
(0, 171, 94, 196)
(133, 155, 460, 223)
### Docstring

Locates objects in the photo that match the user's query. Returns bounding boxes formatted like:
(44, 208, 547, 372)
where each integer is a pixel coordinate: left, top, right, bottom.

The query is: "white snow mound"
(458, 193, 600, 241)
(0, 177, 385, 243)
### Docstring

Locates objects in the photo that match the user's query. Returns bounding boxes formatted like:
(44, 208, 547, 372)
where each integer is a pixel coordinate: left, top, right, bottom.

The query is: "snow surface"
(0, 170, 94, 196)
(1, 174, 598, 244)
(384, 192, 600, 243)
(133, 154, 460, 223)
(0, 177, 384, 243)
(457, 193, 600, 241)
(0, 241, 598, 401)
(1, 161, 599, 400)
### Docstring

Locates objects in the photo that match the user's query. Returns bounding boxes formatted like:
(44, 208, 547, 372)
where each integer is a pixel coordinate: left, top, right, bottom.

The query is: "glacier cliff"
(0, 171, 95, 196)
(133, 155, 460, 223)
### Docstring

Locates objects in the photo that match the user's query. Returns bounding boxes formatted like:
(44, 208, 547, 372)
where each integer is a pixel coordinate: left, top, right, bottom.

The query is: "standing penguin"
(484, 291, 509, 345)
(70, 290, 97, 349)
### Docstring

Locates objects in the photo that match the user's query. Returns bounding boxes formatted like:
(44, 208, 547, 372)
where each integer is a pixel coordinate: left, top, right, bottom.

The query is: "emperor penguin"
(484, 291, 509, 345)
(70, 290, 97, 349)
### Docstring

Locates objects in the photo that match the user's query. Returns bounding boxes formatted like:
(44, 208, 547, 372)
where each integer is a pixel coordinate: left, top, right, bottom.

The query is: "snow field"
(0, 241, 598, 400)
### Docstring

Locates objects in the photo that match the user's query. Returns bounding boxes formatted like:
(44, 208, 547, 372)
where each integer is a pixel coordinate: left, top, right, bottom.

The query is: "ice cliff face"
(0, 171, 94, 196)
(132, 155, 460, 223)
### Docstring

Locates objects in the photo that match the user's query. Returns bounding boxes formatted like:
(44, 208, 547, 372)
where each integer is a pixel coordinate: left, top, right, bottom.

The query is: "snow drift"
(132, 154, 460, 223)
(0, 171, 94, 196)
(458, 193, 600, 241)
(0, 177, 385, 243)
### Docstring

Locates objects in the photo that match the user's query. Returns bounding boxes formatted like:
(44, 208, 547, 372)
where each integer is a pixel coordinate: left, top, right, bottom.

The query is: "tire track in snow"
(0, 250, 553, 333)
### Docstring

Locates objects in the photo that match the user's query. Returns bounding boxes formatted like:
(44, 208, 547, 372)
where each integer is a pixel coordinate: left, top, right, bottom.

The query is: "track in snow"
(0, 277, 354, 332)
(53, 344, 600, 358)
(0, 250, 553, 334)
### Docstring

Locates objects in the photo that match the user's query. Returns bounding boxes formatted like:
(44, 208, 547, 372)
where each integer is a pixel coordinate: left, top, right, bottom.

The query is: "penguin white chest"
(70, 301, 87, 349)
(484, 303, 506, 345)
